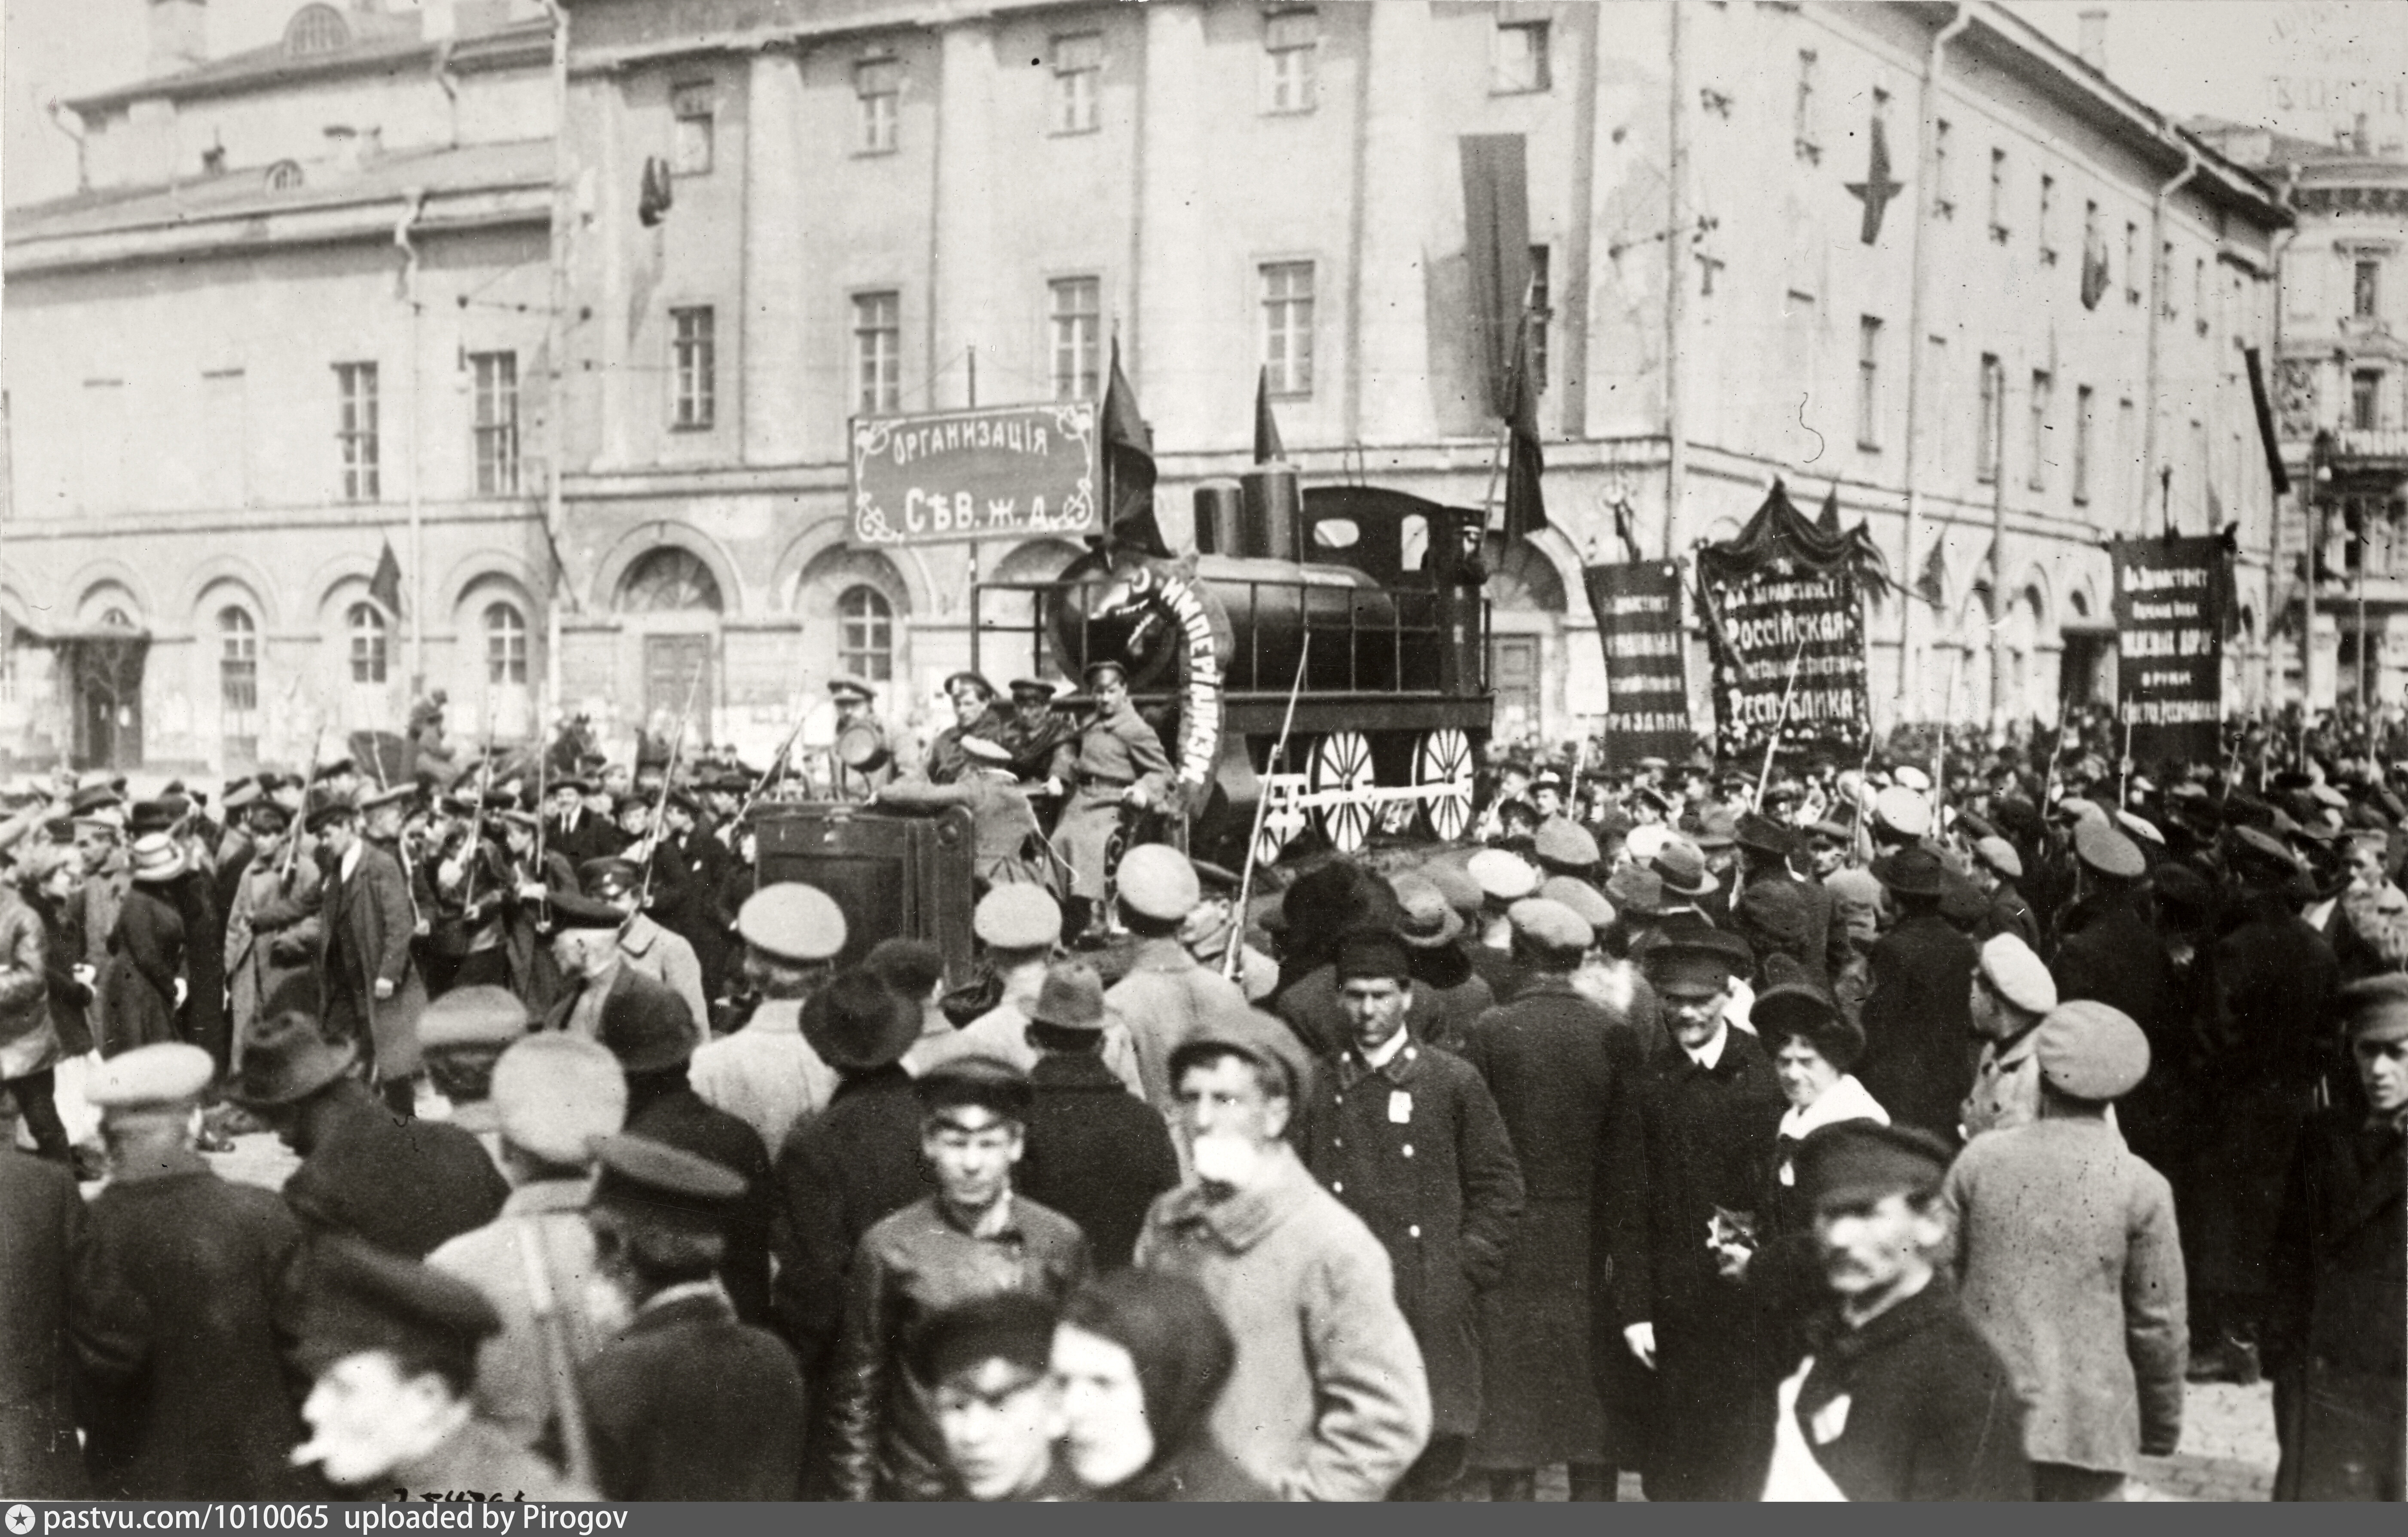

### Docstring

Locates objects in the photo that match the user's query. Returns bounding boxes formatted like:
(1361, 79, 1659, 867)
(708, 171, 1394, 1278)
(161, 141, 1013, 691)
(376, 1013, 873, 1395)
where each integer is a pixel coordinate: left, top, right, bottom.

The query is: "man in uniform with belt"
(1048, 662, 1172, 939)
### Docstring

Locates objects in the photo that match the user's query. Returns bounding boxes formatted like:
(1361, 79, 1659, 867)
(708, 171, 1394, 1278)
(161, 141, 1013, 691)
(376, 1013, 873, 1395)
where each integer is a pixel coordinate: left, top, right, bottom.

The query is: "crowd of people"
(0, 673, 2400, 1503)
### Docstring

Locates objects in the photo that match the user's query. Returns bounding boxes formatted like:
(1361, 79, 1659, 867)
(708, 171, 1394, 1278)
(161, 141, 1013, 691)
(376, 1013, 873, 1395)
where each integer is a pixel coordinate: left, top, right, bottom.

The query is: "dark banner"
(1583, 561, 1693, 767)
(1459, 133, 1531, 420)
(1699, 564, 1871, 761)
(2111, 535, 2225, 763)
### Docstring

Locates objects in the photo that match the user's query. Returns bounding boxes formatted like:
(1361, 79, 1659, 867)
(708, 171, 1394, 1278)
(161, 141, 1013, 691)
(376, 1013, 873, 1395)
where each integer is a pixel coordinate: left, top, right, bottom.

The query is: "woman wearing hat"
(96, 834, 189, 1059)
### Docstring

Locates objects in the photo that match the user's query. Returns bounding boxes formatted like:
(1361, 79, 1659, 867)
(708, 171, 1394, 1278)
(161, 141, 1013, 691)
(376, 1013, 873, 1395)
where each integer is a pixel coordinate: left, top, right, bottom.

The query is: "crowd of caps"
(0, 688, 2399, 1502)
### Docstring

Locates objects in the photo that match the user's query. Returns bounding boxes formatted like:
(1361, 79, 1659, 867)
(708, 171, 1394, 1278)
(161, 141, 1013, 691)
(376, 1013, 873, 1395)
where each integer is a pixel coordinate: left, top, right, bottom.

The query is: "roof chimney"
(148, 0, 207, 77)
(2077, 8, 2108, 73)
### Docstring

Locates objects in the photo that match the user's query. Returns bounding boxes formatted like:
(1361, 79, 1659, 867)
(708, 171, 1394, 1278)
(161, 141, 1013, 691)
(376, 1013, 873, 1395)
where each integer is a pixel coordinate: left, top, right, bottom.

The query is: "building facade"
(2, 0, 2295, 776)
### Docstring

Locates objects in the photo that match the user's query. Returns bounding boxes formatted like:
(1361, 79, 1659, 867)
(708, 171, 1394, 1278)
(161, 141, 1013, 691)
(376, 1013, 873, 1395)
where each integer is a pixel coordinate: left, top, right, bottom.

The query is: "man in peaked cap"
(922, 672, 1010, 787)
(1181, 856, 1279, 1004)
(1134, 1010, 1433, 1501)
(1853, 847, 1979, 1145)
(1758, 1122, 2030, 1500)
(293, 1238, 594, 1500)
(73, 1043, 325, 1499)
(2048, 818, 2182, 1170)
(820, 1057, 1091, 1500)
(1960, 934, 2062, 1141)
(580, 855, 709, 1041)
(580, 1135, 809, 1500)
(1941, 1000, 2185, 1500)
(427, 1033, 630, 1451)
(1612, 924, 1785, 1501)
(1103, 843, 1248, 1114)
(689, 883, 847, 1157)
(545, 888, 696, 1049)
(1968, 834, 2039, 949)
(1012, 961, 1179, 1271)
(1049, 661, 1175, 937)
(999, 678, 1076, 791)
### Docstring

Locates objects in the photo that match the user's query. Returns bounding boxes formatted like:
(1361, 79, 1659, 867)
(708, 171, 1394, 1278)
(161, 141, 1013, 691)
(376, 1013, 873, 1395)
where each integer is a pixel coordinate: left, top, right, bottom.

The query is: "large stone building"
(2, 0, 2295, 775)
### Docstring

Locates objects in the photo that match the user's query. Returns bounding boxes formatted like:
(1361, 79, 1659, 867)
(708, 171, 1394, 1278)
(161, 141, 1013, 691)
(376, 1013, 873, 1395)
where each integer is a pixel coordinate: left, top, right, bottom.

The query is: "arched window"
(484, 602, 528, 684)
(218, 607, 258, 711)
(348, 602, 388, 684)
(838, 585, 894, 681)
(618, 547, 724, 613)
(286, 4, 350, 56)
(266, 160, 305, 193)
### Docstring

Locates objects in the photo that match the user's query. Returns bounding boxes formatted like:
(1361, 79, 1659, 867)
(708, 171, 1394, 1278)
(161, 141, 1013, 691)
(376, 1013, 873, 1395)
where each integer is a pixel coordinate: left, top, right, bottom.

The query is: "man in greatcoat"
(1735, 814, 1853, 984)
(1303, 928, 1525, 1501)
(581, 858, 709, 1040)
(1607, 925, 1786, 1502)
(0, 1093, 89, 1497)
(1048, 661, 1173, 937)
(72, 1044, 325, 1500)
(225, 801, 323, 1049)
(2265, 974, 2408, 1500)
(2048, 820, 2185, 1171)
(310, 790, 427, 1118)
(1460, 896, 1648, 1502)
(1854, 847, 1979, 1144)
(1015, 960, 1181, 1271)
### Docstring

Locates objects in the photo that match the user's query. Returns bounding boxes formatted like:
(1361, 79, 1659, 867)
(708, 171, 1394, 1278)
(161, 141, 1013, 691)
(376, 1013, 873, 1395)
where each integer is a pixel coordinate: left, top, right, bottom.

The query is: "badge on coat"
(1810, 1393, 1851, 1445)
(1388, 1090, 1412, 1124)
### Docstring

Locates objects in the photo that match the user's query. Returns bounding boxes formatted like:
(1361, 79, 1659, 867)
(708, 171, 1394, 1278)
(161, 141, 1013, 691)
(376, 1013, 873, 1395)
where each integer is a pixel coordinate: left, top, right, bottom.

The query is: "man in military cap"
(1735, 813, 1852, 984)
(1855, 846, 1980, 1143)
(1307, 927, 1525, 1501)
(580, 855, 709, 1036)
(580, 1135, 809, 1500)
(2048, 823, 2177, 1146)
(1049, 661, 1174, 937)
(999, 678, 1077, 795)
(231, 1011, 508, 1260)
(1759, 1122, 2030, 1500)
(825, 678, 892, 801)
(1184, 856, 1278, 1002)
(545, 887, 700, 1053)
(293, 1237, 594, 1500)
(1968, 834, 2039, 948)
(1015, 960, 1180, 1271)
(428, 1033, 629, 1451)
(73, 1043, 324, 1499)
(1959, 933, 2062, 1140)
(1941, 1000, 2185, 1499)
(225, 787, 322, 1050)
(690, 883, 847, 1154)
(311, 790, 428, 1117)
(822, 1057, 1091, 1500)
(1102, 843, 1248, 1114)
(914, 1292, 1082, 1501)
(1610, 925, 1784, 1501)
(925, 672, 1010, 785)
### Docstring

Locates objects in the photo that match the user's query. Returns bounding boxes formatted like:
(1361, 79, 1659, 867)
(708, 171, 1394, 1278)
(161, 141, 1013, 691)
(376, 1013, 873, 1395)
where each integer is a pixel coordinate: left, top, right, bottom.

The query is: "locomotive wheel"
(1311, 730, 1377, 854)
(1415, 728, 1477, 842)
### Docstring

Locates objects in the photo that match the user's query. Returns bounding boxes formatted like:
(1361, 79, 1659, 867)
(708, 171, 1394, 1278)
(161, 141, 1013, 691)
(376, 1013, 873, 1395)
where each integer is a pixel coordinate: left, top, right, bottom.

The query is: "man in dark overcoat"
(2191, 828, 2341, 1382)
(1303, 927, 1525, 1501)
(1015, 960, 1180, 1270)
(2265, 975, 2406, 1500)
(2047, 821, 2184, 1170)
(1854, 848, 1978, 1143)
(0, 1094, 89, 1497)
(309, 790, 426, 1117)
(1735, 814, 1852, 983)
(1459, 897, 1645, 1502)
(72, 1045, 326, 1500)
(1607, 926, 1786, 1501)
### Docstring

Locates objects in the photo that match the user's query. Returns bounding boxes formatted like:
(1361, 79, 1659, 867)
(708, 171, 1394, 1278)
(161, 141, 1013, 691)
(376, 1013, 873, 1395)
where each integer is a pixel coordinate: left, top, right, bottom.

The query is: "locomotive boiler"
(972, 464, 1496, 867)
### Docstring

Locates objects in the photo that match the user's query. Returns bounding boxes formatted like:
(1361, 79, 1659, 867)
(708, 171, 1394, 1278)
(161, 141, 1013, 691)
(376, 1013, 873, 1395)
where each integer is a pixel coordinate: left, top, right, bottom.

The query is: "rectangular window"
(2125, 222, 2141, 304)
(2354, 369, 2384, 432)
(1794, 50, 1819, 161)
(1048, 277, 1101, 400)
(1262, 9, 1319, 114)
(856, 57, 900, 153)
(1051, 32, 1101, 134)
(1856, 316, 1883, 449)
(670, 306, 715, 429)
(335, 362, 379, 502)
(1492, 21, 1549, 95)
(2073, 384, 2095, 504)
(854, 290, 901, 414)
(2038, 174, 2056, 263)
(220, 614, 258, 714)
(470, 351, 519, 496)
(1260, 261, 1316, 397)
(1977, 353, 2002, 483)
(2356, 257, 2382, 319)
(671, 83, 715, 176)
(1527, 244, 1553, 393)
(1988, 148, 2008, 242)
(2028, 370, 2052, 491)
(1932, 120, 1952, 214)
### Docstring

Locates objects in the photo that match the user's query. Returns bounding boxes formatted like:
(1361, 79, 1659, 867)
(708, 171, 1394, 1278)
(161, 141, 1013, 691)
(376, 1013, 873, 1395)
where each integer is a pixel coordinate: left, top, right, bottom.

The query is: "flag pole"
(1756, 631, 1810, 807)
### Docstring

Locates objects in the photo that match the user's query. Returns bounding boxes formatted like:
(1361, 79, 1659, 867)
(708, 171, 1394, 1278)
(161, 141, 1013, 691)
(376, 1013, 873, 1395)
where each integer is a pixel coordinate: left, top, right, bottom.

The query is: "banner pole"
(1756, 632, 1809, 808)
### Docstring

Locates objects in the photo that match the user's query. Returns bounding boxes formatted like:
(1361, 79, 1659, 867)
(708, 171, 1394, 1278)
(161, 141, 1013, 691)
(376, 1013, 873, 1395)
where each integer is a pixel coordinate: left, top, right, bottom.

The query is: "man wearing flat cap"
(1135, 1011, 1432, 1500)
(1941, 1000, 2186, 1500)
(1758, 1122, 2030, 1500)
(2265, 974, 2408, 1500)
(1049, 661, 1175, 937)
(544, 888, 699, 1050)
(1967, 834, 2040, 949)
(689, 883, 848, 1156)
(2048, 819, 2182, 1158)
(73, 1044, 325, 1499)
(1461, 895, 1650, 1501)
(1609, 925, 1785, 1501)
(293, 1237, 593, 1500)
(580, 1135, 809, 1500)
(1855, 847, 1979, 1144)
(1101, 843, 1247, 1114)
(1303, 927, 1525, 1501)
(822, 1057, 1090, 1500)
(1959, 933, 2061, 1141)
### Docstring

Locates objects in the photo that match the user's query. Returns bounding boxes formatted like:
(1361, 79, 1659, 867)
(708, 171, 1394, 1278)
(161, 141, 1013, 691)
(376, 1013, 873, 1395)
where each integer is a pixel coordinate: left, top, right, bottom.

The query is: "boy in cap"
(579, 1135, 809, 1500)
(1611, 926, 1785, 1501)
(2265, 974, 2408, 1500)
(1101, 843, 1247, 1112)
(1959, 933, 2062, 1140)
(1940, 1001, 2185, 1500)
(293, 1238, 594, 1500)
(1308, 927, 1525, 1500)
(73, 1044, 323, 1499)
(689, 883, 847, 1154)
(427, 1034, 630, 1451)
(915, 1291, 1082, 1500)
(1013, 959, 1179, 1269)
(1761, 1122, 2030, 1500)
(822, 1057, 1090, 1500)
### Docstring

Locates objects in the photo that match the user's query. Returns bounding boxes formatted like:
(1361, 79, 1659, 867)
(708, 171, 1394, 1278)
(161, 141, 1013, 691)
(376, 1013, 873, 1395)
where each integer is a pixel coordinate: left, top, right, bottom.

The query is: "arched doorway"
(619, 547, 723, 749)
(1487, 539, 1566, 748)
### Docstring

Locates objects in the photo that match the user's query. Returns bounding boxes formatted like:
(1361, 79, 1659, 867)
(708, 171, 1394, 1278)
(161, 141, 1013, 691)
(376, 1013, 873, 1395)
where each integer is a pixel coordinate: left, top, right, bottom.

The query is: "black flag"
(1502, 325, 1548, 543)
(1100, 341, 1170, 559)
(370, 538, 404, 618)
(1254, 366, 1286, 464)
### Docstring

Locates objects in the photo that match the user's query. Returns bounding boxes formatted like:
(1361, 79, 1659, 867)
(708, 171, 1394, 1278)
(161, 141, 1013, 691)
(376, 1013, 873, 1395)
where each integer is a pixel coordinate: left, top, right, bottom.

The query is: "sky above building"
(1, 0, 2399, 211)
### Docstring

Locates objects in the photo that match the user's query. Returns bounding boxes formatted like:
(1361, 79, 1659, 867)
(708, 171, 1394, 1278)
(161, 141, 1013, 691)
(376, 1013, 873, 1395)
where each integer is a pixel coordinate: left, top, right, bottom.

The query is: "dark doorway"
(67, 629, 148, 771)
